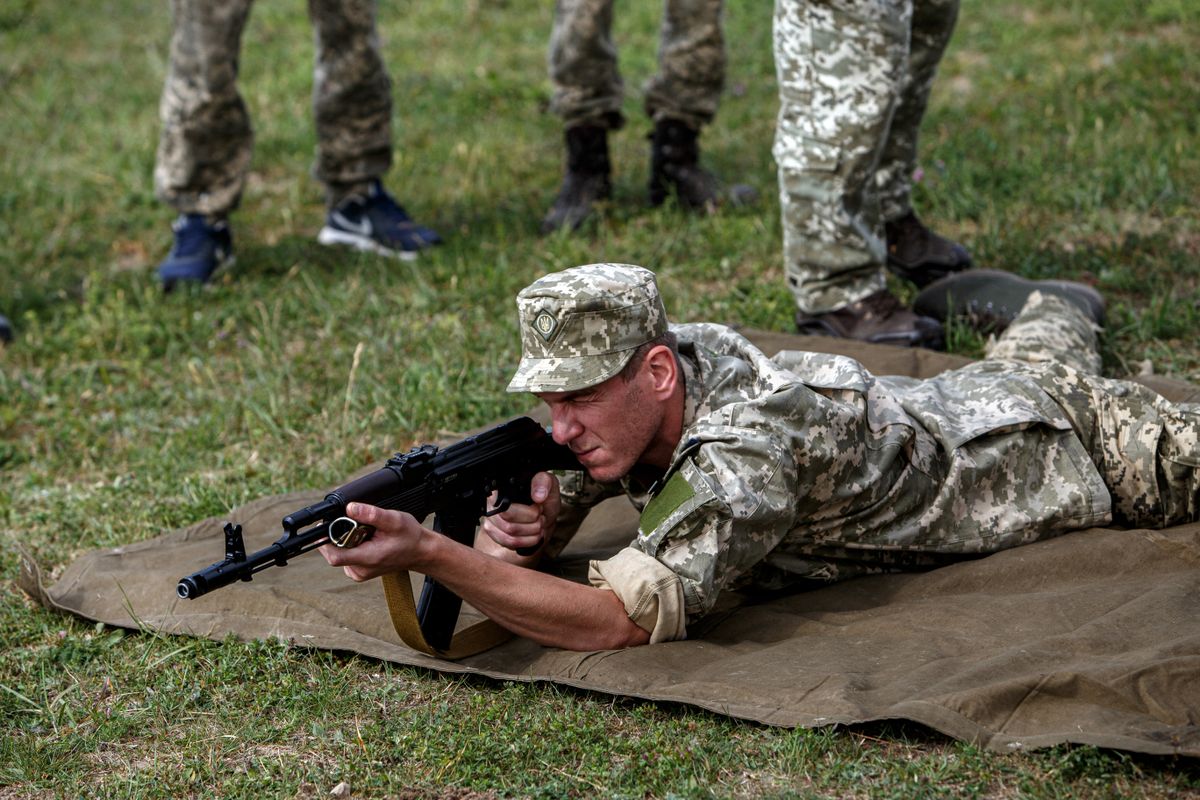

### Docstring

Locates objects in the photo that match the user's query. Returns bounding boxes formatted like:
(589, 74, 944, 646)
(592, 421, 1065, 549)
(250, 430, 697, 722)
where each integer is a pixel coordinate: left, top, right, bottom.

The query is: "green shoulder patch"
(639, 470, 695, 536)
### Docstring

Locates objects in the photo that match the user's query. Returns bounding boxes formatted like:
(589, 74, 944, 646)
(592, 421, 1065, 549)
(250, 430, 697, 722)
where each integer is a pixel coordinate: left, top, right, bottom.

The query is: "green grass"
(2, 0, 1198, 796)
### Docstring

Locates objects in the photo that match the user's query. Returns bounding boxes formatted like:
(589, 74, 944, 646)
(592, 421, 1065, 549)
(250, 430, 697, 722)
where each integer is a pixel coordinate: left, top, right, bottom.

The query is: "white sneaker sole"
(317, 227, 420, 261)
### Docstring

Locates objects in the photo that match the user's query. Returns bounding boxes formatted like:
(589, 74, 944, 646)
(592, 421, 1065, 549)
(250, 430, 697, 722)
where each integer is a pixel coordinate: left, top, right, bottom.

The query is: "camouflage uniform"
(548, 0, 726, 131)
(508, 265, 1200, 643)
(773, 0, 960, 313)
(154, 0, 394, 216)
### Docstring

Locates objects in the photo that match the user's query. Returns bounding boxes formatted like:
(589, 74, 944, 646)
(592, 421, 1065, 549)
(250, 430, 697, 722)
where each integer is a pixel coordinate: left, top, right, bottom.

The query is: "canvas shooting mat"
(19, 332, 1200, 756)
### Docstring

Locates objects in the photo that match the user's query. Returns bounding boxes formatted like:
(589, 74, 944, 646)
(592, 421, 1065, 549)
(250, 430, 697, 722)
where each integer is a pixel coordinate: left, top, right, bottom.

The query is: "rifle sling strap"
(380, 572, 512, 659)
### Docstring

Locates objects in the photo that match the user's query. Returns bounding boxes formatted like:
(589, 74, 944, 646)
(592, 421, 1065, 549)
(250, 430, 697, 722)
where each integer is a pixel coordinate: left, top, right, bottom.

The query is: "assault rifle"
(176, 416, 581, 651)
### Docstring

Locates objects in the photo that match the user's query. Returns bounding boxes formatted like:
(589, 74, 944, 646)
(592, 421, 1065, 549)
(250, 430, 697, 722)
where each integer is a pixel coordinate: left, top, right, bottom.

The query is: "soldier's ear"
(643, 345, 678, 399)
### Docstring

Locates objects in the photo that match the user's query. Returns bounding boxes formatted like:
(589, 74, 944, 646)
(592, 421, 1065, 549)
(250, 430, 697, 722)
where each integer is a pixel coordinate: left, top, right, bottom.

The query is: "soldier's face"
(538, 370, 664, 483)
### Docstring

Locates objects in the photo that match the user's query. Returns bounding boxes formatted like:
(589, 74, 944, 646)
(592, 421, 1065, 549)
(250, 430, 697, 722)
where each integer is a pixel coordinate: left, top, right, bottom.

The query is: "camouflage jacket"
(556, 323, 1113, 639)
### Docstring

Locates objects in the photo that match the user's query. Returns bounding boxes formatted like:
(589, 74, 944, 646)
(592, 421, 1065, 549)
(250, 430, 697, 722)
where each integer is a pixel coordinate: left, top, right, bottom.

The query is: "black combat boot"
(541, 125, 613, 234)
(795, 289, 945, 349)
(913, 269, 1105, 333)
(884, 211, 972, 287)
(648, 118, 723, 212)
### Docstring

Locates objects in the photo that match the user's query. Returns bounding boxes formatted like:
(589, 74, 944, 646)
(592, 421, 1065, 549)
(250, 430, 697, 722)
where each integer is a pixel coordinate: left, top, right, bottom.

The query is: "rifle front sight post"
(223, 522, 246, 563)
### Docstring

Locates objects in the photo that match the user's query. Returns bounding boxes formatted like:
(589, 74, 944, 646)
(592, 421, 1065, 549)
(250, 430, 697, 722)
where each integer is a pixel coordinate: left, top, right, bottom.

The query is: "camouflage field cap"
(506, 263, 668, 393)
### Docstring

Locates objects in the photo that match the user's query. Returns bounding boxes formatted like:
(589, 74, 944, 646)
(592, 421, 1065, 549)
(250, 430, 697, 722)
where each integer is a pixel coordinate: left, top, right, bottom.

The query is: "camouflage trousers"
(994, 293, 1200, 528)
(773, 0, 959, 313)
(548, 0, 726, 131)
(154, 0, 393, 216)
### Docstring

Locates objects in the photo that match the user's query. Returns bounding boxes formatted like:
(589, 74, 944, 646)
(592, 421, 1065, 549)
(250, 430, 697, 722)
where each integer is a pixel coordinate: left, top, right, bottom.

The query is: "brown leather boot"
(885, 211, 972, 287)
(795, 289, 944, 349)
(541, 125, 612, 234)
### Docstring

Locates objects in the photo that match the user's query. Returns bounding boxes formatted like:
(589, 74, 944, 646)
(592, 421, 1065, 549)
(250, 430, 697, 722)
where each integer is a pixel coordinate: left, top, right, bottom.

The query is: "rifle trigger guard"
(328, 516, 375, 548)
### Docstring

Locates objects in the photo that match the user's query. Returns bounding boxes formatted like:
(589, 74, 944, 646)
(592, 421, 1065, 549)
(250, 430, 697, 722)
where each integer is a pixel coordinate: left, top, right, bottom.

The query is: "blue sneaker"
(317, 180, 442, 260)
(0, 313, 12, 344)
(157, 214, 235, 290)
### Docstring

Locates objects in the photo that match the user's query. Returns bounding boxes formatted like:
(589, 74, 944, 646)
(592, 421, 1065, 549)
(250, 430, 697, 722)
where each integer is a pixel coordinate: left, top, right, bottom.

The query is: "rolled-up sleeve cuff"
(588, 547, 687, 643)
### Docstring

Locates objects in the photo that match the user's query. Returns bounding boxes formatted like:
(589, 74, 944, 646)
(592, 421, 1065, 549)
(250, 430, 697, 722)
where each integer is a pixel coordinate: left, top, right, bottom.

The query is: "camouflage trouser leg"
(155, 0, 255, 217)
(986, 291, 1103, 375)
(309, 0, 394, 207)
(1088, 386, 1200, 528)
(1044, 372, 1200, 529)
(773, 0, 911, 314)
(642, 0, 726, 129)
(995, 294, 1200, 527)
(548, 0, 625, 130)
(874, 0, 958, 222)
(549, 0, 726, 131)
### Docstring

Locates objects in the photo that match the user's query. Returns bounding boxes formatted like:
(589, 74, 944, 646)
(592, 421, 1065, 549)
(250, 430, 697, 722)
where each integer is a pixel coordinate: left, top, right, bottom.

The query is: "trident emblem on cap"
(531, 309, 560, 342)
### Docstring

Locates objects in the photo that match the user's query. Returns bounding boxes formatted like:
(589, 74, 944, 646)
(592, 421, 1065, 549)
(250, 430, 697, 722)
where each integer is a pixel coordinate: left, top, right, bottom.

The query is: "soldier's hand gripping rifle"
(176, 417, 581, 652)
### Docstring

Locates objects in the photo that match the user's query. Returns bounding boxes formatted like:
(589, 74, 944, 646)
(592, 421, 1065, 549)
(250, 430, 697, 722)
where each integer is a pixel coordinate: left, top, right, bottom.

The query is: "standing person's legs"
(873, 0, 970, 286)
(548, 0, 624, 131)
(644, 0, 733, 210)
(775, 0, 941, 346)
(153, 0, 252, 287)
(155, 0, 255, 218)
(873, 0, 957, 222)
(643, 0, 724, 129)
(311, 0, 440, 258)
(309, 0, 394, 208)
(542, 0, 622, 233)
